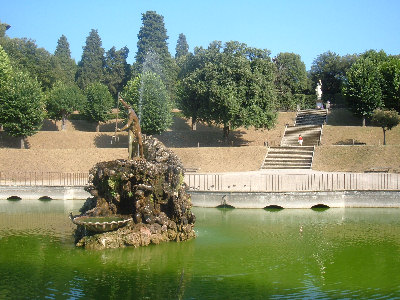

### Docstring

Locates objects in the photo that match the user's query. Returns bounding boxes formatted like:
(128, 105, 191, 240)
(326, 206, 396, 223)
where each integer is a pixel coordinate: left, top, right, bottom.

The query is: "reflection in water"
(0, 200, 400, 299)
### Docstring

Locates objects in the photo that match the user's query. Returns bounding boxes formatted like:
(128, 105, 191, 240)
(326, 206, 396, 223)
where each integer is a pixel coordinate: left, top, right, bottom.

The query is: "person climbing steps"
(298, 134, 303, 146)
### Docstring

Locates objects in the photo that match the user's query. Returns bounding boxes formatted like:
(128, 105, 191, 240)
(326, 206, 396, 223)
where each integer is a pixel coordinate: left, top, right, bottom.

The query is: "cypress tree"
(54, 35, 76, 84)
(104, 46, 130, 98)
(133, 11, 178, 101)
(175, 33, 189, 59)
(76, 29, 105, 90)
(135, 11, 169, 71)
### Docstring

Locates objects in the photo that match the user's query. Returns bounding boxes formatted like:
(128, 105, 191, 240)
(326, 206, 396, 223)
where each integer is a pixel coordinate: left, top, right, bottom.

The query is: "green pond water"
(0, 200, 400, 299)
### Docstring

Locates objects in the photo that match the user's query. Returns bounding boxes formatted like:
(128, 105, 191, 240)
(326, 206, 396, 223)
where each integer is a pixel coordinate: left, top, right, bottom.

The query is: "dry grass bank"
(1, 112, 293, 173)
(313, 145, 400, 173)
(321, 126, 400, 146)
(1, 109, 399, 174)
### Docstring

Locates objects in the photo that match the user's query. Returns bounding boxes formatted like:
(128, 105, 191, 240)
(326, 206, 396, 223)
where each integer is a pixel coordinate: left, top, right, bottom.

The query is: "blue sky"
(1, 0, 399, 70)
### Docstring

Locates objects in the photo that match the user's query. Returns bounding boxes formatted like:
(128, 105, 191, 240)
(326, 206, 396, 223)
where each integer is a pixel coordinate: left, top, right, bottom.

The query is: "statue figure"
(316, 79, 323, 100)
(117, 96, 144, 159)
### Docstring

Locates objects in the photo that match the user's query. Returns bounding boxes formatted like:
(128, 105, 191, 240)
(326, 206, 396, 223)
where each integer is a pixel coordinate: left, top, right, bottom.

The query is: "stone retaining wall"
(185, 172, 400, 192)
(190, 190, 400, 209)
(1, 186, 400, 209)
(0, 186, 90, 200)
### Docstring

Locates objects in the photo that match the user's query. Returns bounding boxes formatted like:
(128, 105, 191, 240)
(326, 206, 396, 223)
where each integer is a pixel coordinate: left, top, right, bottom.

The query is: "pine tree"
(133, 11, 178, 101)
(175, 33, 189, 59)
(76, 29, 105, 90)
(54, 35, 76, 84)
(104, 46, 130, 98)
(135, 11, 170, 71)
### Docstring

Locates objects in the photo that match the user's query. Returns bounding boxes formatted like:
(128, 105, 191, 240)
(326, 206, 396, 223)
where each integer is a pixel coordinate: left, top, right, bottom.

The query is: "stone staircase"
(295, 109, 328, 126)
(261, 109, 327, 170)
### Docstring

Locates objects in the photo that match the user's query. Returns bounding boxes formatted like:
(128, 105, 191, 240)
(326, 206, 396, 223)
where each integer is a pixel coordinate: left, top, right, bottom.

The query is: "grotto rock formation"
(73, 136, 196, 250)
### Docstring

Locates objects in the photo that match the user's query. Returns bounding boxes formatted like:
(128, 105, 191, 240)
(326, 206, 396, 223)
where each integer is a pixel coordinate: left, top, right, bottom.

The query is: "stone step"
(282, 134, 321, 139)
(268, 153, 313, 157)
(297, 109, 327, 114)
(281, 137, 321, 144)
(261, 165, 312, 169)
(296, 112, 327, 116)
(266, 153, 313, 158)
(295, 121, 325, 126)
(264, 158, 312, 163)
(296, 118, 326, 122)
(269, 146, 314, 150)
(285, 128, 321, 133)
(268, 149, 314, 155)
(281, 144, 318, 148)
(296, 114, 326, 118)
(282, 133, 321, 139)
(297, 112, 327, 117)
(295, 119, 326, 124)
(287, 124, 321, 129)
(284, 134, 321, 139)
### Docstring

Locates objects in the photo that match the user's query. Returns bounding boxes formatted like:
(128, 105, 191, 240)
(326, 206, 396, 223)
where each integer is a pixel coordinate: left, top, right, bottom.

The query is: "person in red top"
(298, 134, 303, 146)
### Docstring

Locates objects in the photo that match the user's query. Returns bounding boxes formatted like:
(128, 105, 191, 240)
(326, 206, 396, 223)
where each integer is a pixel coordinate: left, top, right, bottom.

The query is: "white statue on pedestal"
(316, 79, 322, 100)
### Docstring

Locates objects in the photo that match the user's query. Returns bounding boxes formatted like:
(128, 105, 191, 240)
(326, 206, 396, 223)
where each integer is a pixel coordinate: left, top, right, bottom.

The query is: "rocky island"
(71, 136, 196, 250)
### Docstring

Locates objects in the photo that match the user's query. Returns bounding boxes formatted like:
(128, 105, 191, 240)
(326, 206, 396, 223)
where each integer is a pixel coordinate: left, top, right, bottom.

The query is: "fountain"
(139, 51, 161, 122)
(71, 110, 195, 250)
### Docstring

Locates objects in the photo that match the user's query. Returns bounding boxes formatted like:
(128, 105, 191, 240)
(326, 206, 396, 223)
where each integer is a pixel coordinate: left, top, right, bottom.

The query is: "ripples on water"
(0, 200, 400, 299)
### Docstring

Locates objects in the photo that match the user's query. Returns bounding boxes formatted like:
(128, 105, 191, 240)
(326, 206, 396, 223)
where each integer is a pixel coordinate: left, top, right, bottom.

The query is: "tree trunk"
(383, 128, 386, 145)
(96, 122, 100, 132)
(191, 117, 197, 131)
(62, 113, 66, 131)
(0, 124, 3, 131)
(223, 125, 230, 139)
(362, 117, 366, 127)
(20, 137, 25, 149)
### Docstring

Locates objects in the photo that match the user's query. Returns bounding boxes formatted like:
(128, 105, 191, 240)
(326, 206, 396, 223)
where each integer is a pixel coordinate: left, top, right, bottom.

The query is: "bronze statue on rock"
(117, 95, 144, 159)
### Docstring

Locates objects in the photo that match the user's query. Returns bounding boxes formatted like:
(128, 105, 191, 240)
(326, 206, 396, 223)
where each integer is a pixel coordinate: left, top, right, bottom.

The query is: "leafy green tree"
(134, 11, 178, 101)
(122, 72, 172, 135)
(103, 46, 130, 98)
(310, 51, 357, 98)
(371, 109, 400, 145)
(0, 70, 45, 148)
(53, 35, 77, 84)
(76, 29, 105, 90)
(0, 37, 56, 91)
(379, 56, 400, 112)
(0, 44, 12, 130)
(0, 21, 10, 38)
(175, 33, 189, 59)
(360, 49, 388, 63)
(179, 41, 277, 137)
(342, 57, 384, 126)
(84, 82, 113, 132)
(273, 52, 308, 110)
(46, 82, 85, 130)
(0, 45, 12, 90)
